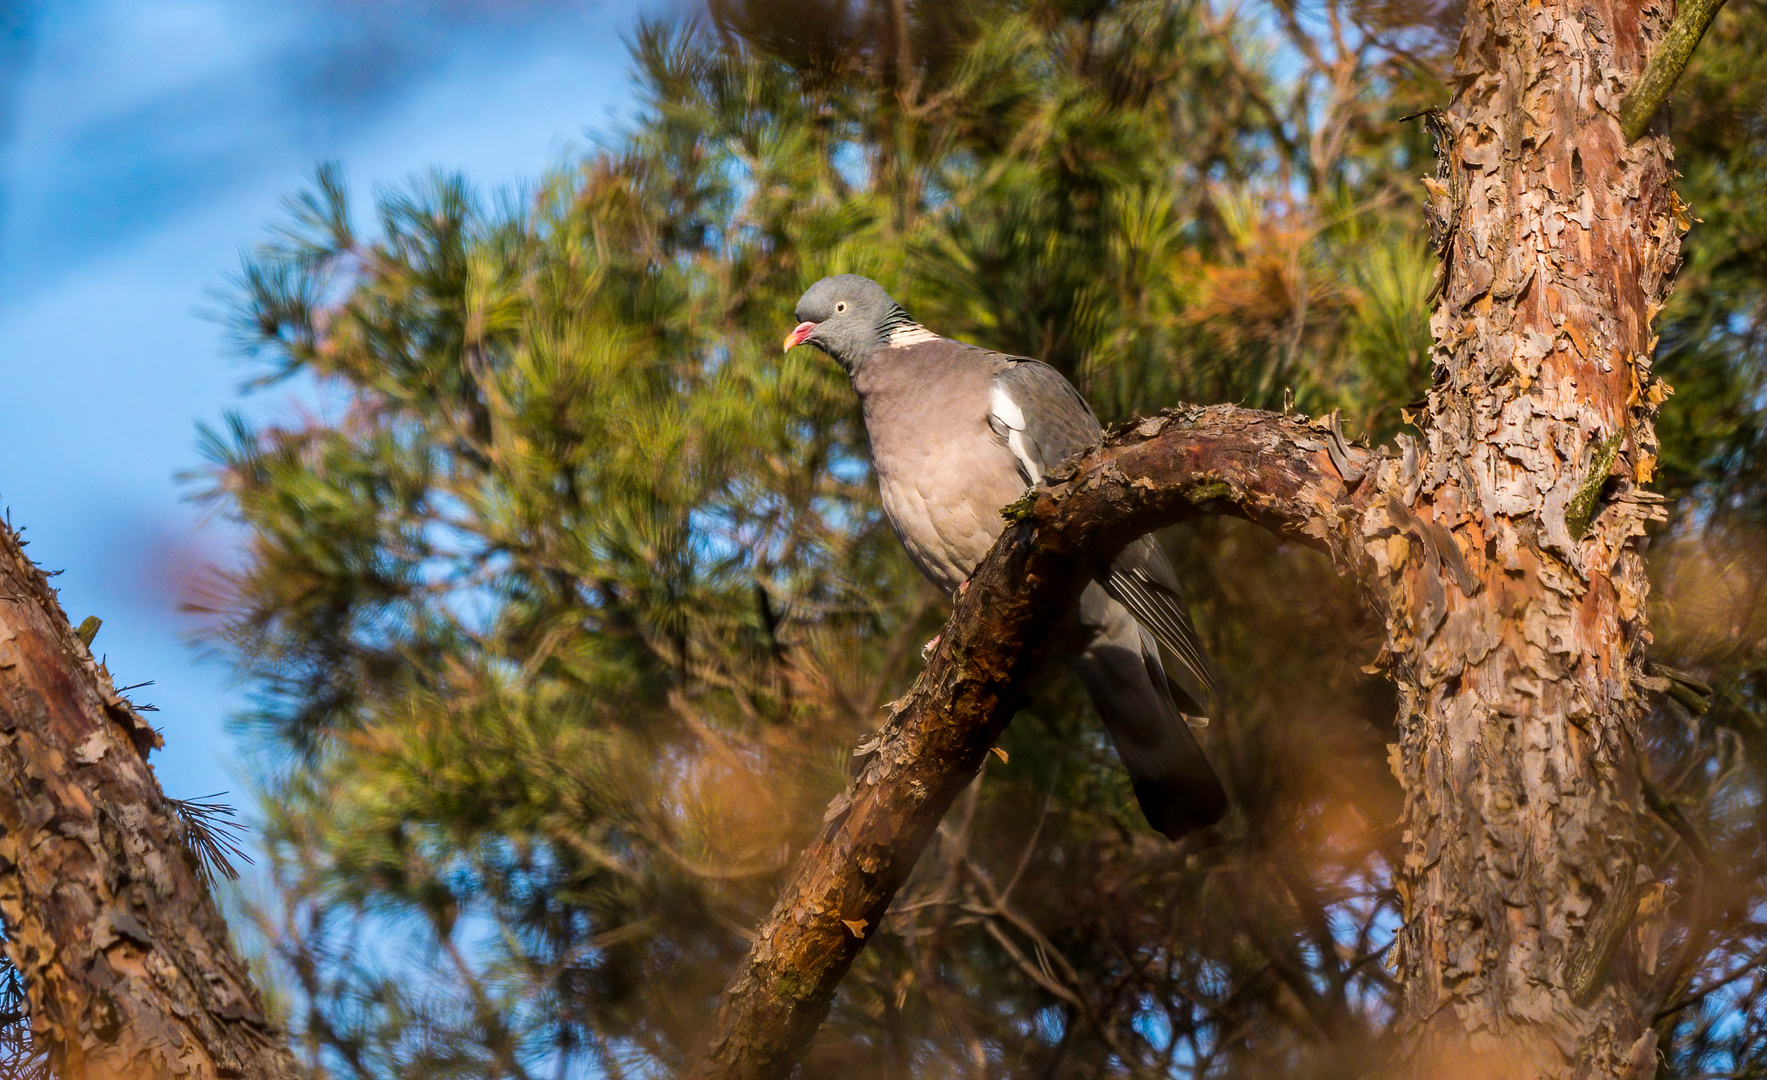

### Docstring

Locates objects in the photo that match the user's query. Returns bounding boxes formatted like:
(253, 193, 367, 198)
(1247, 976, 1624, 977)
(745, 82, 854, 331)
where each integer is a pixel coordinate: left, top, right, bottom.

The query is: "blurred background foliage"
(170, 0, 1767, 1076)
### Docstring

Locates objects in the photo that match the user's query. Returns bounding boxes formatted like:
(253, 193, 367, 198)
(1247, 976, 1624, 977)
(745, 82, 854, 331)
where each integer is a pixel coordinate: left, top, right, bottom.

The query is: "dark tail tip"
(1133, 774, 1228, 841)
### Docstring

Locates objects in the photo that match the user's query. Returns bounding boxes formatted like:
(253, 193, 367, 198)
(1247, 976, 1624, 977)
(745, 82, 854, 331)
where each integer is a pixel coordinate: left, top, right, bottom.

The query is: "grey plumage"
(988, 361, 1220, 711)
(788, 274, 1227, 839)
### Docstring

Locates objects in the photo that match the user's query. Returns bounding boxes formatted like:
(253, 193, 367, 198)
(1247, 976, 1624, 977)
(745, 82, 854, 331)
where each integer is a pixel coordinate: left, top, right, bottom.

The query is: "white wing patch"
(989, 382, 1042, 484)
(887, 323, 941, 346)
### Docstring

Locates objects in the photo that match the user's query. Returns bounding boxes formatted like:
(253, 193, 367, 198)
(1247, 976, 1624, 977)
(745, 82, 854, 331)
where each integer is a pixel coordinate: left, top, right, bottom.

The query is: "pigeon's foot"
(957, 579, 971, 597)
(921, 634, 942, 660)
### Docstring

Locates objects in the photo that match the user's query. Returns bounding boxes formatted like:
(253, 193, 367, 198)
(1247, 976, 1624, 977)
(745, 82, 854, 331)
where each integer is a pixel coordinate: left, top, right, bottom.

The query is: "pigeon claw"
(921, 634, 941, 660)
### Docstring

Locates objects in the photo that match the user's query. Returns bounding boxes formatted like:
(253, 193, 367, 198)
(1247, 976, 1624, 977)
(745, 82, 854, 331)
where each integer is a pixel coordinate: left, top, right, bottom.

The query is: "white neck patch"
(887, 323, 941, 346)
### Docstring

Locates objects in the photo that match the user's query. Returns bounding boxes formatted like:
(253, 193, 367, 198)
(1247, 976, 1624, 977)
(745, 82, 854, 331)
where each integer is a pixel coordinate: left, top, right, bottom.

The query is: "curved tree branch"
(684, 404, 1380, 1080)
(0, 522, 300, 1080)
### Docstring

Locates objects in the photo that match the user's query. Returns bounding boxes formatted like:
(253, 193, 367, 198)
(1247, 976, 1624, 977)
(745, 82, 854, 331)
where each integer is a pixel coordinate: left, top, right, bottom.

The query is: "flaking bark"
(0, 522, 300, 1080)
(1394, 0, 1679, 1071)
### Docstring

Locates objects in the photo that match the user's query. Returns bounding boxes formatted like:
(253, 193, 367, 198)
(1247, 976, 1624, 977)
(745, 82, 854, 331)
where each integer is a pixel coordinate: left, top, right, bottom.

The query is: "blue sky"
(0, 0, 656, 818)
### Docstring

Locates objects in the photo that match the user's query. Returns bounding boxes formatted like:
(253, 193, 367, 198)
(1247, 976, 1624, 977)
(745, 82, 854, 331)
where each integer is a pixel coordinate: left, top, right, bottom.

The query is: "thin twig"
(1619, 0, 1731, 140)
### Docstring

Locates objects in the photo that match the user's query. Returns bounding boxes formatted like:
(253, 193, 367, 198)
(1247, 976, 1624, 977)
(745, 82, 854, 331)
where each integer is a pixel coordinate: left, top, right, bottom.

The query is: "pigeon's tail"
(1069, 584, 1227, 841)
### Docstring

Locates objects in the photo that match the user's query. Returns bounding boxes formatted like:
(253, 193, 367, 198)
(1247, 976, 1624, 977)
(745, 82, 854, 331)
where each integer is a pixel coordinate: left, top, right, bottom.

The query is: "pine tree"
(180, 0, 1767, 1076)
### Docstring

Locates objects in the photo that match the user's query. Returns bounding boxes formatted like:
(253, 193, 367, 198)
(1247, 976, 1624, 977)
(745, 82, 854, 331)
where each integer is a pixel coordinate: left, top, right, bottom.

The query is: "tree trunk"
(1391, 0, 1679, 1071)
(0, 523, 300, 1080)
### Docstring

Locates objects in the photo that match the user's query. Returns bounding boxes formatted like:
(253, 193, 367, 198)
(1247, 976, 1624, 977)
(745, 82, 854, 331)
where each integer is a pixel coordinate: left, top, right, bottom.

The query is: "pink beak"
(783, 321, 818, 352)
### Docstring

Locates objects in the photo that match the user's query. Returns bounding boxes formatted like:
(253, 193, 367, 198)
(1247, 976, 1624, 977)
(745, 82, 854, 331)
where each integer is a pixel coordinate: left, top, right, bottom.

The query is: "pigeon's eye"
(835, 301, 848, 314)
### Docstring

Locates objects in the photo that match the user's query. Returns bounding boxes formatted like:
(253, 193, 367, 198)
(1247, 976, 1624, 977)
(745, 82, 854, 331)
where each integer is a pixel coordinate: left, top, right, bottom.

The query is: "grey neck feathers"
(879, 304, 917, 337)
(876, 305, 939, 347)
(834, 304, 939, 375)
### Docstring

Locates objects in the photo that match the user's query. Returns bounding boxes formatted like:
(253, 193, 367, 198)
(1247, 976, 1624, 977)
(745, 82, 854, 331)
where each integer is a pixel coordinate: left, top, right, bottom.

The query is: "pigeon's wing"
(988, 359, 1218, 711)
(1072, 581, 1226, 838)
(1105, 537, 1219, 711)
(986, 359, 1102, 485)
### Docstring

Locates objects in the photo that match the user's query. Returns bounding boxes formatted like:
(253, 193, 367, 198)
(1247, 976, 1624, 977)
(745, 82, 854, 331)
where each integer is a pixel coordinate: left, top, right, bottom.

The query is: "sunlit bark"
(1392, 0, 1679, 1071)
(0, 524, 299, 1080)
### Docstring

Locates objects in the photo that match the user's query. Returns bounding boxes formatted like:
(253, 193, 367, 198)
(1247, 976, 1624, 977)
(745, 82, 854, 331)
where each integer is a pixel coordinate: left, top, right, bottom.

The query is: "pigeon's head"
(784, 274, 907, 373)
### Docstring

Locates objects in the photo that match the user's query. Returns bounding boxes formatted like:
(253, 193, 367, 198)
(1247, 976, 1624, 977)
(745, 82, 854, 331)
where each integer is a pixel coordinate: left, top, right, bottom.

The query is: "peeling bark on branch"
(684, 406, 1377, 1080)
(0, 523, 300, 1080)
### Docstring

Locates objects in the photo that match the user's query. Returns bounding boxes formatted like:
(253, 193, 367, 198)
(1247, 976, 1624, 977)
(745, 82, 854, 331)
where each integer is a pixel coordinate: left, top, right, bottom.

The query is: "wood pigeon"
(785, 274, 1227, 839)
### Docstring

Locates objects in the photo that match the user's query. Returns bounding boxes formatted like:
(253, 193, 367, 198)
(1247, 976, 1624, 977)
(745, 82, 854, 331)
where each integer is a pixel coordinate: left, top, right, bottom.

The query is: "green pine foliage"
(196, 1, 1767, 1076)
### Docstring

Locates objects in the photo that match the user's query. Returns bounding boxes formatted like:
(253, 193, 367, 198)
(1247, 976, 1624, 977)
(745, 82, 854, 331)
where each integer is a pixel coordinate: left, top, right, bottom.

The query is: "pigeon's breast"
(854, 343, 1026, 594)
